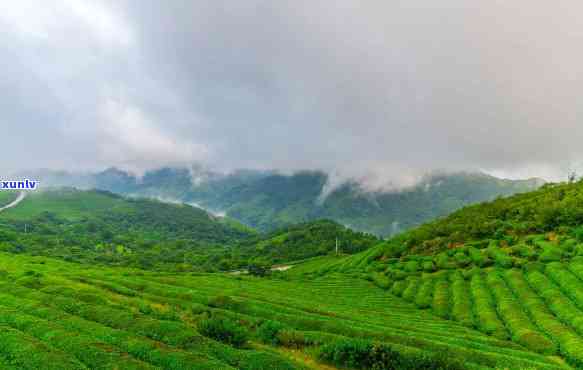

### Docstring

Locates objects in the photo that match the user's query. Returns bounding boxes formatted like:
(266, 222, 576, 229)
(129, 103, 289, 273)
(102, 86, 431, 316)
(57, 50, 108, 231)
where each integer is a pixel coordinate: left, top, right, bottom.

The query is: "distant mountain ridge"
(18, 167, 544, 236)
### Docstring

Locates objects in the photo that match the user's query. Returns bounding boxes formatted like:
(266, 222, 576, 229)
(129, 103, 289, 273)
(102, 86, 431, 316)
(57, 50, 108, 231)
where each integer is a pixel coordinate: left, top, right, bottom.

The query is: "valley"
(2, 180, 583, 368)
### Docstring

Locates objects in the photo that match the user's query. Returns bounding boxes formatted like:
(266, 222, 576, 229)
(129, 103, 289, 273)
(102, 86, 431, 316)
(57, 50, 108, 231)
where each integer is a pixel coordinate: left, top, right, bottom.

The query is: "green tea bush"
(370, 272, 391, 290)
(560, 238, 577, 252)
(470, 272, 508, 339)
(319, 338, 463, 370)
(485, 270, 555, 354)
(526, 271, 583, 334)
(422, 261, 435, 272)
(276, 329, 306, 348)
(545, 262, 583, 308)
(449, 272, 473, 327)
(401, 277, 420, 302)
(487, 247, 513, 268)
(453, 252, 470, 267)
(468, 247, 488, 267)
(511, 269, 583, 365)
(536, 241, 563, 262)
(390, 280, 407, 297)
(207, 295, 244, 310)
(523, 262, 545, 273)
(198, 316, 249, 348)
(414, 278, 434, 309)
(432, 279, 449, 318)
(435, 253, 455, 269)
(404, 260, 419, 273)
(256, 320, 286, 345)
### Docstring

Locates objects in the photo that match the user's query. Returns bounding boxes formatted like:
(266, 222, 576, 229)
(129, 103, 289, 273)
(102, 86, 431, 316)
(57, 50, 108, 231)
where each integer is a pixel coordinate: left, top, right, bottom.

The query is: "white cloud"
(1, 0, 583, 187)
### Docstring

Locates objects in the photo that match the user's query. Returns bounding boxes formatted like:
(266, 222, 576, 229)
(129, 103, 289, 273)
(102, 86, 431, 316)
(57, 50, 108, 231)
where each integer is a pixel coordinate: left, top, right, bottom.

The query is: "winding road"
(0, 192, 26, 213)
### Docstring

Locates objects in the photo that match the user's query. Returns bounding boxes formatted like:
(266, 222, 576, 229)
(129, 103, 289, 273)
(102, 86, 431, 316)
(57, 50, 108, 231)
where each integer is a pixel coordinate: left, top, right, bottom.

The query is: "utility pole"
(335, 237, 339, 256)
(24, 224, 28, 234)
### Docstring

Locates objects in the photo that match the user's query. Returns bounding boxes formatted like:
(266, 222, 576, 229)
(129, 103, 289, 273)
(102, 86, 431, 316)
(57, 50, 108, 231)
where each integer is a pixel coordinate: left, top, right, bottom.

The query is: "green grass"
(0, 191, 18, 208)
(0, 252, 567, 369)
(0, 189, 131, 221)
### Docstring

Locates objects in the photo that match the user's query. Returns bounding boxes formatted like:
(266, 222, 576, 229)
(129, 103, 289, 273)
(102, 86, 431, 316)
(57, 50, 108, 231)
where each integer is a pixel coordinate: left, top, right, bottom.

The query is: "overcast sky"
(1, 1, 582, 188)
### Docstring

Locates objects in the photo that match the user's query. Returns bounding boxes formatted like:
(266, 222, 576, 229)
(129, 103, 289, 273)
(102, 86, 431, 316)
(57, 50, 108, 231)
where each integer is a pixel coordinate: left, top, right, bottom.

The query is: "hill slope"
(0, 252, 566, 370)
(302, 180, 583, 367)
(0, 188, 254, 270)
(0, 189, 378, 271)
(22, 167, 544, 236)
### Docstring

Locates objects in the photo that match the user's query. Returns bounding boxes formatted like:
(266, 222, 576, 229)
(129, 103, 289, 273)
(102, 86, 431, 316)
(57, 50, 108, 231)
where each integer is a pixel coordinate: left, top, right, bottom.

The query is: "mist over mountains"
(19, 166, 544, 236)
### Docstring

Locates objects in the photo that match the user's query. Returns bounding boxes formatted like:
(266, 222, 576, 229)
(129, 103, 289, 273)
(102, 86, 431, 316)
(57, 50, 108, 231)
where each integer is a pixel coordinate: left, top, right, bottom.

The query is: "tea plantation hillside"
(304, 180, 583, 368)
(0, 253, 566, 370)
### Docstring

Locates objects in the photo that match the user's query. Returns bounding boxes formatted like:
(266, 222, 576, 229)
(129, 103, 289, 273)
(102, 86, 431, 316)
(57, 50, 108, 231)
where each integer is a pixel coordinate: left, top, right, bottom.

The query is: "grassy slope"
(301, 180, 583, 368)
(0, 188, 252, 240)
(0, 188, 255, 270)
(0, 253, 564, 370)
(0, 192, 18, 208)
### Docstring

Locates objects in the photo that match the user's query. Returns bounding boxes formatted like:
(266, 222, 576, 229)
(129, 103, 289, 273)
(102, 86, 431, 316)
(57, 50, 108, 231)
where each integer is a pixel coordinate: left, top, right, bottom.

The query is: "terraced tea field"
(314, 236, 583, 369)
(0, 252, 566, 369)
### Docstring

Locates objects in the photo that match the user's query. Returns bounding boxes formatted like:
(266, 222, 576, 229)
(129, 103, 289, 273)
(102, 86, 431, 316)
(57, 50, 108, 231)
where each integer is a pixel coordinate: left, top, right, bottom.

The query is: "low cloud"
(1, 1, 583, 187)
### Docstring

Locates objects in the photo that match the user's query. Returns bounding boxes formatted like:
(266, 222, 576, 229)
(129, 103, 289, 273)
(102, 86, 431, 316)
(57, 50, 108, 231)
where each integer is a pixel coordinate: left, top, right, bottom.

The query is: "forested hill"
(375, 180, 583, 258)
(20, 167, 544, 236)
(0, 188, 254, 269)
(234, 219, 379, 266)
(0, 188, 379, 271)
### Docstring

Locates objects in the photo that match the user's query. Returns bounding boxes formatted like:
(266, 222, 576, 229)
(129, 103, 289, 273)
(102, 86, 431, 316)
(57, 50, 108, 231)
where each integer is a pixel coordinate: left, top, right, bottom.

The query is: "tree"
(248, 260, 270, 277)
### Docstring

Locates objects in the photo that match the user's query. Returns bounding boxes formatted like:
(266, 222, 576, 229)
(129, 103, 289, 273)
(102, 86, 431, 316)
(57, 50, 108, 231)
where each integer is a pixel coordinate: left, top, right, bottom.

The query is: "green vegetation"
(0, 191, 18, 208)
(0, 188, 252, 270)
(0, 189, 377, 272)
(15, 174, 583, 368)
(236, 220, 378, 265)
(27, 167, 543, 236)
(0, 253, 566, 369)
(298, 180, 583, 368)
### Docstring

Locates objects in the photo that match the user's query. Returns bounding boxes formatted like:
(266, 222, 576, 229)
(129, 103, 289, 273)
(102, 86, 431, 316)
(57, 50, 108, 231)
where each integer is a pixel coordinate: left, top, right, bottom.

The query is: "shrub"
(435, 253, 455, 269)
(453, 252, 470, 267)
(198, 316, 249, 347)
(450, 272, 473, 327)
(487, 247, 513, 268)
(257, 320, 286, 345)
(422, 261, 435, 272)
(470, 272, 508, 339)
(319, 338, 463, 370)
(207, 295, 240, 309)
(276, 329, 306, 348)
(370, 272, 391, 290)
(432, 279, 449, 318)
(404, 260, 419, 273)
(485, 270, 555, 354)
(414, 278, 434, 309)
(390, 280, 408, 297)
(468, 247, 487, 267)
(402, 277, 420, 302)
